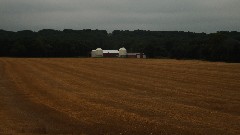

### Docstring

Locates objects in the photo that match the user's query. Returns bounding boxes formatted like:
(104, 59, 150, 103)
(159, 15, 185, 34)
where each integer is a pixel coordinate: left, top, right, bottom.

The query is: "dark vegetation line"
(0, 29, 240, 62)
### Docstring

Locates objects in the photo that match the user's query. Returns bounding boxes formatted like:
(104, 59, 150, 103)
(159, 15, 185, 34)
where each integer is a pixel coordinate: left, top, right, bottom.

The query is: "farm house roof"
(103, 50, 119, 53)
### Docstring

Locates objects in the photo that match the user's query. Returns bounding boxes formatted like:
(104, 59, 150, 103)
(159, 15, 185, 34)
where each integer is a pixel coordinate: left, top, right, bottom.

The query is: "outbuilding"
(127, 53, 146, 58)
(91, 47, 146, 58)
(103, 50, 119, 57)
(91, 48, 103, 57)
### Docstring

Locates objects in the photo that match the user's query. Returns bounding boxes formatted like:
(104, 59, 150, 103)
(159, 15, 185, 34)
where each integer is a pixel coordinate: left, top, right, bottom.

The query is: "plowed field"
(0, 58, 240, 134)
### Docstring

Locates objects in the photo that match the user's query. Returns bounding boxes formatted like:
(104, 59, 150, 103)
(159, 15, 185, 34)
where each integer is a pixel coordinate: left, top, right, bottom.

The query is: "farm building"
(91, 47, 146, 58)
(119, 47, 127, 58)
(127, 53, 146, 58)
(103, 50, 119, 57)
(91, 48, 103, 57)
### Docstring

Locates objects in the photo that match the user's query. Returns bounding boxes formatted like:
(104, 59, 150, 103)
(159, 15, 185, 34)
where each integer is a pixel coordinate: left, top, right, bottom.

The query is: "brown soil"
(0, 58, 240, 134)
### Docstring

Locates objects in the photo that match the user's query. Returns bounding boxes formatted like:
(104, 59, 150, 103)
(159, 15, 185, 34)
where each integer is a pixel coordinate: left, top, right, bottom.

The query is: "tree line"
(0, 29, 240, 62)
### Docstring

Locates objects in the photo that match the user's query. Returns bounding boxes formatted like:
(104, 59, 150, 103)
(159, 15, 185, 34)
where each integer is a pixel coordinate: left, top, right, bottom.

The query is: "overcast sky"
(0, 0, 240, 33)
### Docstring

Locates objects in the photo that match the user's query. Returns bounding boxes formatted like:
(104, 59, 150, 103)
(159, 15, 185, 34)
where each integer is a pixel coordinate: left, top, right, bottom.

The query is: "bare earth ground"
(0, 58, 239, 135)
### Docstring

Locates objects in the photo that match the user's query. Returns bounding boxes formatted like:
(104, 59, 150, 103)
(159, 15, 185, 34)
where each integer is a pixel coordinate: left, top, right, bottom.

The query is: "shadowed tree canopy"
(0, 29, 240, 62)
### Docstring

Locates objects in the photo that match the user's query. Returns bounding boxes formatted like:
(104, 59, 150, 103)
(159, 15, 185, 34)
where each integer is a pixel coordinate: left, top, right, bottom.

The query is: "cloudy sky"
(0, 0, 239, 33)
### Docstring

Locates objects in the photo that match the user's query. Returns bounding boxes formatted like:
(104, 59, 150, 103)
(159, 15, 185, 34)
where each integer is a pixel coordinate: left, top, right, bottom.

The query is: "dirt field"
(0, 58, 240, 134)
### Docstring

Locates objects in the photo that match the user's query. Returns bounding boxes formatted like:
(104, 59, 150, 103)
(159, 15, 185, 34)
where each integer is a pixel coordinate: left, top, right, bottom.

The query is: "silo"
(91, 50, 96, 57)
(119, 47, 127, 58)
(96, 48, 103, 57)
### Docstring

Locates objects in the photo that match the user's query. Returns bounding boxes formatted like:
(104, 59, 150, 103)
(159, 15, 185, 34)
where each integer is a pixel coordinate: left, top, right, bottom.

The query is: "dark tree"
(0, 29, 239, 62)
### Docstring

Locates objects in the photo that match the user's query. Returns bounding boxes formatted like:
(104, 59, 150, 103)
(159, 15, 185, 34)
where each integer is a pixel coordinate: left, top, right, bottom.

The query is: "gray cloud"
(0, 0, 240, 33)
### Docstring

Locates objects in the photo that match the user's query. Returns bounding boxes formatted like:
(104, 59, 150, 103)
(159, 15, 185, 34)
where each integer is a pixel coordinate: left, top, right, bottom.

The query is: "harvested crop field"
(0, 58, 240, 134)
